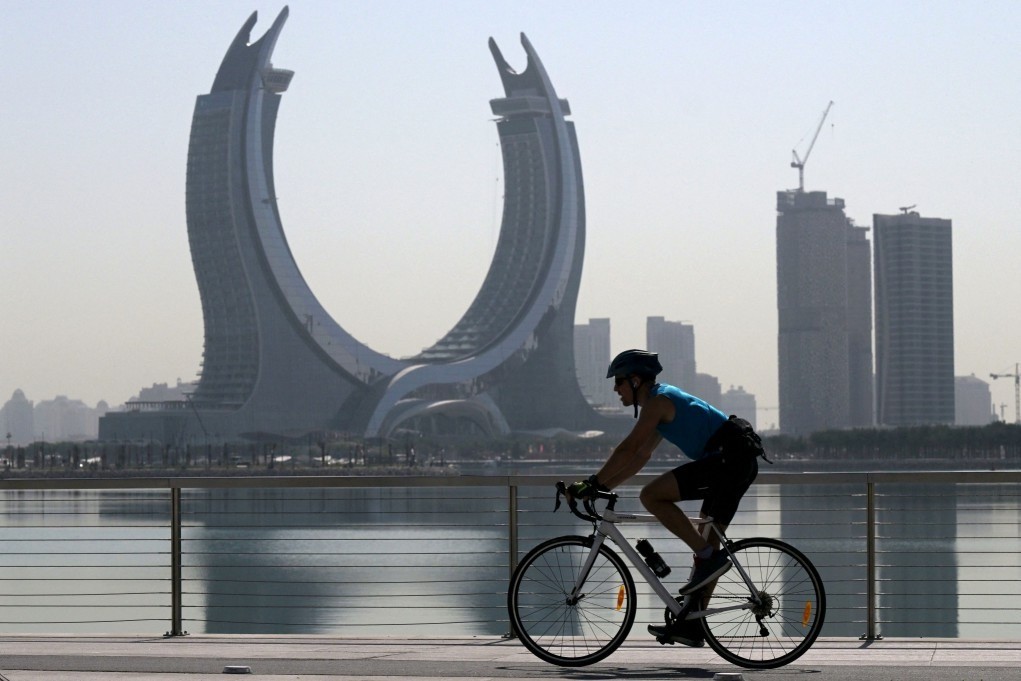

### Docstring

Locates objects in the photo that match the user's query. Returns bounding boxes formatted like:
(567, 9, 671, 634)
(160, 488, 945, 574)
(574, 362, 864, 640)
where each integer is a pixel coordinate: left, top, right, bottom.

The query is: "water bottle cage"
(636, 539, 671, 578)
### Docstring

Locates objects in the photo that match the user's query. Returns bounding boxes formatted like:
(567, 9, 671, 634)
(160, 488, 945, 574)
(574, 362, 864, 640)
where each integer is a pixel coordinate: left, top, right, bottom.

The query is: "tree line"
(2, 422, 1020, 475)
(763, 422, 1021, 464)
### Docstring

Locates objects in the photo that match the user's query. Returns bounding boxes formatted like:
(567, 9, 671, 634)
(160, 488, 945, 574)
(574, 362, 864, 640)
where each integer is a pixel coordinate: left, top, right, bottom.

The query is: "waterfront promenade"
(1, 635, 1020, 680)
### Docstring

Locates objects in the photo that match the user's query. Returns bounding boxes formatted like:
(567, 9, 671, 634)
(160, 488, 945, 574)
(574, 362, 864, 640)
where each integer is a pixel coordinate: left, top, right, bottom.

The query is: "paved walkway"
(1, 635, 1020, 680)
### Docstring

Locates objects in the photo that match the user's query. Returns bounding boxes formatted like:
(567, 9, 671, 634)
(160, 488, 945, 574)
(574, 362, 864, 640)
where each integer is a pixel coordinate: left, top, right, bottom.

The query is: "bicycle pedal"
(655, 636, 675, 646)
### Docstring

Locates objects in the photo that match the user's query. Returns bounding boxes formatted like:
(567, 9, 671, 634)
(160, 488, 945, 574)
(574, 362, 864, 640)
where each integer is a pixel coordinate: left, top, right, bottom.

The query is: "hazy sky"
(3, 1, 1020, 429)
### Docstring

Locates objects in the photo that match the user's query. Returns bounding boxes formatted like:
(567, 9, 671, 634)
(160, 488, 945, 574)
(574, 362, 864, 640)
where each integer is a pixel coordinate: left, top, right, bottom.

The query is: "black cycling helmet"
(606, 349, 663, 379)
(607, 349, 662, 419)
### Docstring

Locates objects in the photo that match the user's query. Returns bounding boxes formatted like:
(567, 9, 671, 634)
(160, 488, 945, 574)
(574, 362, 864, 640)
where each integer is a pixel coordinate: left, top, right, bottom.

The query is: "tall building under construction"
(776, 190, 874, 435)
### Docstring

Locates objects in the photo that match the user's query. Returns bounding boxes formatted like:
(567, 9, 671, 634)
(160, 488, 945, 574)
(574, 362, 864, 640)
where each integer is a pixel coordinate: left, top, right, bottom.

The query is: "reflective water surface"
(0, 479, 1018, 637)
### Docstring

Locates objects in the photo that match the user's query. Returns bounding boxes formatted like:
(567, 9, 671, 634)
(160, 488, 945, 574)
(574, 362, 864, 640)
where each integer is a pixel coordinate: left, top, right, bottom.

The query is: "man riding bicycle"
(567, 349, 766, 647)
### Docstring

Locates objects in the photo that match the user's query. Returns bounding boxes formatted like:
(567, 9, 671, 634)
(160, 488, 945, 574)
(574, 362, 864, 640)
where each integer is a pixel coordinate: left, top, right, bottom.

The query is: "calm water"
(0, 478, 1019, 638)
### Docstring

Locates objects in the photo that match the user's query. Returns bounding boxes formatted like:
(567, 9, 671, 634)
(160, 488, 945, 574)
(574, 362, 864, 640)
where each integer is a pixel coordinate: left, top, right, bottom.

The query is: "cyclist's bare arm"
(596, 396, 671, 489)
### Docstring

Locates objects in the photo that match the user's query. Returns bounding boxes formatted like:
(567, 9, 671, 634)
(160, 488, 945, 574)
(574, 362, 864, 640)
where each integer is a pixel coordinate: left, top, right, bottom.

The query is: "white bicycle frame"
(570, 507, 761, 620)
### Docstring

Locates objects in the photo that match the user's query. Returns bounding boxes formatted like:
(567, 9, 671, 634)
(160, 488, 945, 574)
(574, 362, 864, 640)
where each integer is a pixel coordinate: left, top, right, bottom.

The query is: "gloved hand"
(567, 475, 605, 500)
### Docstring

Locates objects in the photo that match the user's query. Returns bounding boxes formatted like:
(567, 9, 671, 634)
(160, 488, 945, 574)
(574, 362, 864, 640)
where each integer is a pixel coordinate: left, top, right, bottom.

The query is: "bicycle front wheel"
(701, 537, 826, 669)
(508, 535, 637, 666)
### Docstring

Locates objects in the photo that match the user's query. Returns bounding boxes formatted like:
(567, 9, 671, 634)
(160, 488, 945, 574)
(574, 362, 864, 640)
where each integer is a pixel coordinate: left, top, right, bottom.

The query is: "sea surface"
(0, 470, 1018, 638)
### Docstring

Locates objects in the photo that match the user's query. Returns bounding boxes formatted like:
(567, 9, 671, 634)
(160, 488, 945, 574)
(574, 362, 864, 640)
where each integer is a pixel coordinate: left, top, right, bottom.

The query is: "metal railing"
(1, 471, 1020, 638)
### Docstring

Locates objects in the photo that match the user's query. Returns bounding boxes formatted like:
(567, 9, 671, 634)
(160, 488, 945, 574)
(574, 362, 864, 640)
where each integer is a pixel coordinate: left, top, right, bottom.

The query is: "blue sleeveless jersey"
(651, 383, 728, 460)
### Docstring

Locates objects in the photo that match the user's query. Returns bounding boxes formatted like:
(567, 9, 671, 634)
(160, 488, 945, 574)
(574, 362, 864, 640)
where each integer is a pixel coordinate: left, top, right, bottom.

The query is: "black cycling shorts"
(671, 449, 758, 526)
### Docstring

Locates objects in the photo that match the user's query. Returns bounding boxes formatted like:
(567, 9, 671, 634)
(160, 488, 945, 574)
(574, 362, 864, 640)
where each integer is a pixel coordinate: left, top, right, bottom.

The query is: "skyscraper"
(574, 318, 612, 408)
(776, 190, 874, 435)
(846, 224, 875, 428)
(646, 316, 696, 388)
(100, 10, 608, 443)
(873, 210, 955, 426)
(718, 386, 758, 428)
(690, 373, 723, 406)
(955, 375, 993, 425)
(1, 390, 34, 446)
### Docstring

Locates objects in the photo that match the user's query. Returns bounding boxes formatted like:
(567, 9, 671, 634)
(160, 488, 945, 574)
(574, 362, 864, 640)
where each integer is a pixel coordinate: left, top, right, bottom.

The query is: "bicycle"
(507, 482, 826, 669)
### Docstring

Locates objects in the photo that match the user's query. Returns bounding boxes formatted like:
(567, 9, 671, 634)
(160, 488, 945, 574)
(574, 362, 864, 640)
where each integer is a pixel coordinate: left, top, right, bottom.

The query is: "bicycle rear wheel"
(700, 537, 825, 669)
(508, 535, 636, 666)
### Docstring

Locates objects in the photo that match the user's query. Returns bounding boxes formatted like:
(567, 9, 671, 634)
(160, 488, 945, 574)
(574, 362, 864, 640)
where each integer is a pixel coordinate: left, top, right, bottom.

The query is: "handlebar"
(554, 481, 618, 522)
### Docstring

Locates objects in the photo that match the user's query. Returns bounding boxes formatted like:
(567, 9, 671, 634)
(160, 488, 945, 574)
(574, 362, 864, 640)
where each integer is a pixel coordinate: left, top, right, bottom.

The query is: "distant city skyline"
(3, 2, 1020, 426)
(574, 315, 762, 429)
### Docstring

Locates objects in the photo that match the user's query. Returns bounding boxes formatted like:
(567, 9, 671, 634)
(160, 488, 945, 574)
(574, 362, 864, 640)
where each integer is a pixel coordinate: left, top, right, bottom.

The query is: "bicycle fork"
(566, 534, 607, 605)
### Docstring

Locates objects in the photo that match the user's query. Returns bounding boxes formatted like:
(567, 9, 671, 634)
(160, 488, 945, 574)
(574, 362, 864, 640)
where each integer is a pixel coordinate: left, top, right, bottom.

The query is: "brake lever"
(554, 481, 580, 514)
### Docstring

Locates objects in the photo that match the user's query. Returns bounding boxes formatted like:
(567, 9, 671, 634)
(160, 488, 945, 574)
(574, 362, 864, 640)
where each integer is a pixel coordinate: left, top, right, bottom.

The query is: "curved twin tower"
(101, 7, 606, 443)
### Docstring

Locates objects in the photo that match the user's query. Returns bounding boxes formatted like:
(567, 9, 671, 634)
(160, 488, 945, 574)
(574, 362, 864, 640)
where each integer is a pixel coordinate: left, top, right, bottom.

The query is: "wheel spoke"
(509, 537, 637, 666)
(701, 538, 825, 669)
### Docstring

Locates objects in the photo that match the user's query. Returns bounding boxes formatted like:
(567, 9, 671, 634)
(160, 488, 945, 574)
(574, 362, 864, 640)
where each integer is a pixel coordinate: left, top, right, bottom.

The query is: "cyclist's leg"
(646, 460, 738, 645)
(646, 461, 733, 644)
(639, 469, 710, 553)
(698, 454, 759, 606)
(704, 451, 758, 531)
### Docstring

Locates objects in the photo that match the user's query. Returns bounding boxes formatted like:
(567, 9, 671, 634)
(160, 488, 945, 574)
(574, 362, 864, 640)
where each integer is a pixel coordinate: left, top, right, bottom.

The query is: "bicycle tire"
(698, 537, 826, 669)
(508, 535, 637, 666)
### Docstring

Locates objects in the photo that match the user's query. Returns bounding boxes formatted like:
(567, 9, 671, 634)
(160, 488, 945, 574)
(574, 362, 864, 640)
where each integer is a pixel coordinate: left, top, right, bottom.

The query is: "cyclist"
(567, 349, 766, 647)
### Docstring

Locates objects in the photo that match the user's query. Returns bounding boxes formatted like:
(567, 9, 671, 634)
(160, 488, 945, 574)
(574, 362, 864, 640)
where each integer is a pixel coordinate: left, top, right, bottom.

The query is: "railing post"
(165, 485, 186, 637)
(508, 483, 518, 580)
(503, 482, 520, 639)
(861, 478, 881, 640)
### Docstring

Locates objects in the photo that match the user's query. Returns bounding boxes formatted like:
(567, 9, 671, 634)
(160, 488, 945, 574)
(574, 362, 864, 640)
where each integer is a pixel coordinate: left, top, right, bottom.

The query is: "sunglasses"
(614, 376, 630, 387)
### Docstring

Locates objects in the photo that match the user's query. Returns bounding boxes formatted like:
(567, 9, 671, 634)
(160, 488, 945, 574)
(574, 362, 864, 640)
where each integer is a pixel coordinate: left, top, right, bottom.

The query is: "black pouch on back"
(722, 415, 771, 463)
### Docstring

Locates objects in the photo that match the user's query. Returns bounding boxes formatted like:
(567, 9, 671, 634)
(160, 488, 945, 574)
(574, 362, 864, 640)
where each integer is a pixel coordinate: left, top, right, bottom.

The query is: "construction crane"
(791, 100, 834, 192)
(990, 363, 1021, 424)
